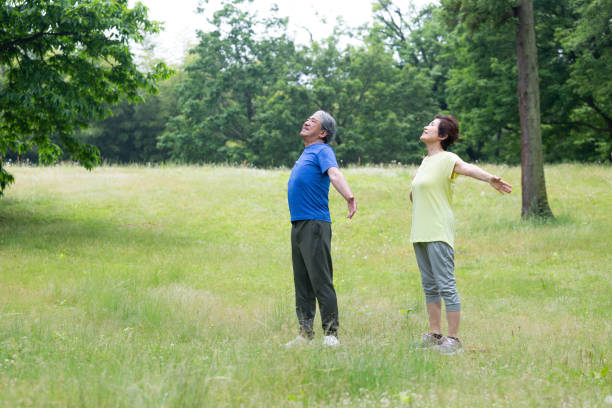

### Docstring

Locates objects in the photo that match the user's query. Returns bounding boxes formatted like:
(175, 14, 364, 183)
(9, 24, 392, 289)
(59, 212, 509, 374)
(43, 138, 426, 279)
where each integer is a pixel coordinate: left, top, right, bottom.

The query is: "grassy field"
(0, 163, 610, 407)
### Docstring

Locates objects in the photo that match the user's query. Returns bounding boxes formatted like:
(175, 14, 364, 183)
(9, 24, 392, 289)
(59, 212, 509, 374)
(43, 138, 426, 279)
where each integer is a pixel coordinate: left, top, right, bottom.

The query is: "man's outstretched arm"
(327, 167, 357, 219)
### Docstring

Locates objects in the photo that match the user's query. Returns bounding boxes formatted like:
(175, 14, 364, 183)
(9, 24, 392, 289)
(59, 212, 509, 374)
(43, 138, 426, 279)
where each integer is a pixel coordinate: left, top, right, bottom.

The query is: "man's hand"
(346, 196, 357, 219)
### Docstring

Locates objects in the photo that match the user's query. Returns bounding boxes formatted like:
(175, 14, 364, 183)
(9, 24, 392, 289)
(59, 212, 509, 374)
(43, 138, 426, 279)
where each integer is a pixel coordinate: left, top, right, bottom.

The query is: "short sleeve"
(317, 145, 339, 174)
(444, 152, 460, 180)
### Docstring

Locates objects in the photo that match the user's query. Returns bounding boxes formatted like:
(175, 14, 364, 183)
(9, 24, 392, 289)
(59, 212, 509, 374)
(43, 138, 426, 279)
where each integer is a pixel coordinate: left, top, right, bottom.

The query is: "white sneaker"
(284, 335, 313, 347)
(322, 335, 340, 347)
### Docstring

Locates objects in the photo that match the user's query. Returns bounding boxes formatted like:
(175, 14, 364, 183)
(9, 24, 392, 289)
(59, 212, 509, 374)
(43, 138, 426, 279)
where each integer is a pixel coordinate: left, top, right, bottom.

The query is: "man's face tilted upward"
(300, 113, 327, 145)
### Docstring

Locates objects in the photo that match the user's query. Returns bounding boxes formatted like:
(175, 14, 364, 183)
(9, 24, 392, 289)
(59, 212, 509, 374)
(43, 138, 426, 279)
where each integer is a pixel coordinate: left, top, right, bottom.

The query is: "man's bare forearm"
(328, 167, 354, 201)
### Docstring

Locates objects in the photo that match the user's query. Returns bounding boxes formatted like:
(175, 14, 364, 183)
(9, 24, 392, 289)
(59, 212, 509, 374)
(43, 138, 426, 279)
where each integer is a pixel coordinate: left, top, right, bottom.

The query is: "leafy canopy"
(0, 0, 171, 194)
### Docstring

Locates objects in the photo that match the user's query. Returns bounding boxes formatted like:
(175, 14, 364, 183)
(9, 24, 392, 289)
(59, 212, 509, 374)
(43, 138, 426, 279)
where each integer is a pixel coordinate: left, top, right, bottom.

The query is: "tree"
(77, 74, 181, 163)
(444, 23, 520, 163)
(305, 33, 437, 165)
(437, 0, 609, 164)
(554, 0, 612, 161)
(0, 0, 170, 195)
(516, 0, 553, 218)
(372, 0, 449, 111)
(441, 0, 554, 218)
(50, 0, 605, 169)
(158, 1, 300, 165)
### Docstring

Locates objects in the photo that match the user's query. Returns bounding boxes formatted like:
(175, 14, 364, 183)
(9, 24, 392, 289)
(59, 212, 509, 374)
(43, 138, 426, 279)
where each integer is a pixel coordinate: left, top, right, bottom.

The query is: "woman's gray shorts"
(413, 241, 461, 312)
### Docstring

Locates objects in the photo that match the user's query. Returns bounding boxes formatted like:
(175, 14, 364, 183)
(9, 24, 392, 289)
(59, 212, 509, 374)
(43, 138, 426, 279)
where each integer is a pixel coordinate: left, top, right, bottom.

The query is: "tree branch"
(376, 0, 406, 42)
(543, 120, 608, 132)
(586, 98, 612, 124)
(0, 31, 80, 53)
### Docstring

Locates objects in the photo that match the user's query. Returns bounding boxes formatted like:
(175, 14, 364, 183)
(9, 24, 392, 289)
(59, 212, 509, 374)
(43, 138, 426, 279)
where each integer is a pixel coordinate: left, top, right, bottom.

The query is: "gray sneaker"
(411, 333, 444, 350)
(434, 336, 463, 355)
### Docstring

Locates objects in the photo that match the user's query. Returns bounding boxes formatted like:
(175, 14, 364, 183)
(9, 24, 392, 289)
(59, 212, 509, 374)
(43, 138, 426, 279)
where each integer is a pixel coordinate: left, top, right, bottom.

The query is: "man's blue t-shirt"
(288, 143, 338, 222)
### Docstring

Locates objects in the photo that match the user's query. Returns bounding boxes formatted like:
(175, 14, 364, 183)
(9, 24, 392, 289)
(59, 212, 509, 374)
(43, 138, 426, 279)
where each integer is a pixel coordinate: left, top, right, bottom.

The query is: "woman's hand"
(489, 176, 512, 194)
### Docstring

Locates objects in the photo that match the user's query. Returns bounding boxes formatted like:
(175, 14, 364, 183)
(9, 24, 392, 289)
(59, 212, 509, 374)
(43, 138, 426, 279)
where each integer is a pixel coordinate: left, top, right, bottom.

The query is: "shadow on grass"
(0, 197, 211, 253)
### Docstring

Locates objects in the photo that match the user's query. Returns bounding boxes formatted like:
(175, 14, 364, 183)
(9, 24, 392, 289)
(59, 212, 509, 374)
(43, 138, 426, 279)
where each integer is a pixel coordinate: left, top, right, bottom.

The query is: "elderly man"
(285, 110, 357, 347)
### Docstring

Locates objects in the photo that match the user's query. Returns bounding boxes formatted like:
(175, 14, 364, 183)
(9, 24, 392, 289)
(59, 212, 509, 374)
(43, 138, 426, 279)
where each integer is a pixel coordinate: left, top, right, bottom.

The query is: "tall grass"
(0, 163, 610, 407)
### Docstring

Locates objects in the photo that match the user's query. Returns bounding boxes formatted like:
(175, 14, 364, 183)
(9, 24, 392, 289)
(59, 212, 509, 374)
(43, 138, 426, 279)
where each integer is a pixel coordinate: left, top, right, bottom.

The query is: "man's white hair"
(315, 110, 337, 144)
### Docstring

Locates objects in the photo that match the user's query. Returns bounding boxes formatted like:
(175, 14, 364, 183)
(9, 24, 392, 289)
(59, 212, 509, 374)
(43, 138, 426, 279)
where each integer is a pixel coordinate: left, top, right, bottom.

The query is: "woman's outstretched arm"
(453, 159, 512, 194)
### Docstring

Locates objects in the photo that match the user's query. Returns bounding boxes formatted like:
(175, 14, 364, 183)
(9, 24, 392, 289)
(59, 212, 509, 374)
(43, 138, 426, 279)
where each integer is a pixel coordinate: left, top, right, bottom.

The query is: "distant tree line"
(4, 0, 611, 169)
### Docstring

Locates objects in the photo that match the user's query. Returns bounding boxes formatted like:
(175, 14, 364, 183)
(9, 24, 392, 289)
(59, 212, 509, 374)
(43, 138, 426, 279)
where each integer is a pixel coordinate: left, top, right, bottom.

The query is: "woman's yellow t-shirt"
(410, 151, 460, 248)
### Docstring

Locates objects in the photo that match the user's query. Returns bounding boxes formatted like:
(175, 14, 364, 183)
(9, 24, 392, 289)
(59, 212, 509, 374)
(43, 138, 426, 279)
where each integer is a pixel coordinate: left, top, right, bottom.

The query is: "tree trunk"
(516, 0, 553, 219)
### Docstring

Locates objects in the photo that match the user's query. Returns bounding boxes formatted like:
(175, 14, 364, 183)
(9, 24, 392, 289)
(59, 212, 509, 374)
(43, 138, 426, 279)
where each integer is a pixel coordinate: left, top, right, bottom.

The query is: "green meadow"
(0, 164, 610, 407)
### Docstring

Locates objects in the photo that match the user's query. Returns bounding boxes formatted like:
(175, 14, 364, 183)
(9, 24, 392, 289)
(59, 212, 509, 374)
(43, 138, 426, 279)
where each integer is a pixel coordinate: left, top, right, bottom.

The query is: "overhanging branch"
(0, 31, 79, 53)
(543, 120, 608, 132)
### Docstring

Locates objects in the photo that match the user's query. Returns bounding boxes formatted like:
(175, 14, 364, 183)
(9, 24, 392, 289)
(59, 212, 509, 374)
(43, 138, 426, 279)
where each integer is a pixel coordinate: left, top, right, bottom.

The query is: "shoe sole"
(284, 340, 313, 347)
(410, 341, 442, 350)
(436, 348, 463, 355)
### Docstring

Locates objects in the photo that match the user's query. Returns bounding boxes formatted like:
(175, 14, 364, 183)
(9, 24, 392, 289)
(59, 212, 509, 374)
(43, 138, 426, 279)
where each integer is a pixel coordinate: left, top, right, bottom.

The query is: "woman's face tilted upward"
(420, 118, 441, 144)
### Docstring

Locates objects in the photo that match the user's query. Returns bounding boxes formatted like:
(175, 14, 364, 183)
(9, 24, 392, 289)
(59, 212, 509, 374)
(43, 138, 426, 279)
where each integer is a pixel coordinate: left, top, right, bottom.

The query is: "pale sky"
(130, 0, 437, 65)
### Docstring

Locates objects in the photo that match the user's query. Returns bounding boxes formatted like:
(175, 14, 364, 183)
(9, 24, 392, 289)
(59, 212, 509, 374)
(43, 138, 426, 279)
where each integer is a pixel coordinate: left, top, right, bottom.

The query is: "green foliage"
(0, 158, 13, 192)
(440, 0, 518, 28)
(157, 1, 301, 165)
(158, 1, 439, 167)
(0, 0, 171, 194)
(439, 0, 612, 163)
(2, 0, 610, 176)
(444, 20, 520, 163)
(372, 1, 449, 109)
(155, 0, 610, 167)
(327, 35, 438, 164)
(78, 74, 181, 163)
(552, 0, 612, 160)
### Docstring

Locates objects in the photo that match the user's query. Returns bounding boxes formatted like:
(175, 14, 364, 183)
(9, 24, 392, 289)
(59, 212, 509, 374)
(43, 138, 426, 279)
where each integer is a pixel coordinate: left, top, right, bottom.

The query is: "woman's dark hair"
(435, 114, 460, 150)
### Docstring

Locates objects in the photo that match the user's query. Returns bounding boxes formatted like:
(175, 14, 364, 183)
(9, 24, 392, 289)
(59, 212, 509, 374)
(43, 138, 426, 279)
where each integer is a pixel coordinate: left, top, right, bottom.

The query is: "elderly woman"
(410, 115, 512, 354)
